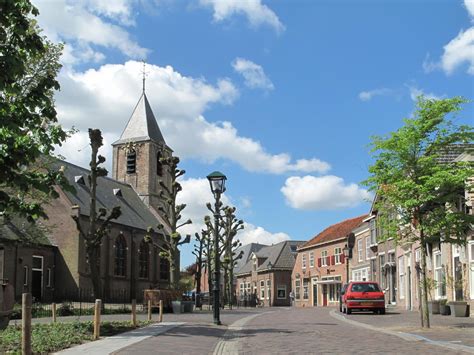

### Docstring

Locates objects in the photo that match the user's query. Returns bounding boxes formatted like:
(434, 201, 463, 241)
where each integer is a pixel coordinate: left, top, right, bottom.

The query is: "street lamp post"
(343, 245, 350, 283)
(267, 261, 273, 307)
(207, 171, 227, 326)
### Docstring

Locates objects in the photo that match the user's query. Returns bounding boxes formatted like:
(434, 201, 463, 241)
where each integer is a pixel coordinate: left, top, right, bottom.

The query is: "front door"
(31, 256, 43, 302)
(313, 284, 318, 306)
(322, 285, 328, 306)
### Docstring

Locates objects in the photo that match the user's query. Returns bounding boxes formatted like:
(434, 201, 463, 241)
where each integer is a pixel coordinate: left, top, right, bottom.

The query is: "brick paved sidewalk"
(341, 309, 474, 349)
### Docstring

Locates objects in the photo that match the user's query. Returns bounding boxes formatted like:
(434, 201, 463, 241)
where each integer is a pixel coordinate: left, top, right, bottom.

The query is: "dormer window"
(156, 152, 163, 176)
(127, 150, 136, 174)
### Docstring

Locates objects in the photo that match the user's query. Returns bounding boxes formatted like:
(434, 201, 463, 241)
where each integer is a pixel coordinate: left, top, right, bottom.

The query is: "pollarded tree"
(0, 0, 70, 222)
(192, 227, 210, 306)
(72, 129, 121, 301)
(365, 96, 474, 328)
(146, 156, 191, 289)
(220, 206, 244, 308)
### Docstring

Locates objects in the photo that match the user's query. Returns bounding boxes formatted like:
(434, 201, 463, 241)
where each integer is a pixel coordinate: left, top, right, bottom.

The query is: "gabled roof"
(0, 216, 52, 246)
(233, 243, 266, 274)
(113, 92, 166, 146)
(299, 215, 367, 250)
(236, 240, 305, 275)
(57, 160, 163, 232)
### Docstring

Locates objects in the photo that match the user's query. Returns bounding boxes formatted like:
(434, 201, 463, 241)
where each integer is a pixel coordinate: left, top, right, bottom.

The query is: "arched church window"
(114, 235, 127, 276)
(127, 150, 136, 174)
(156, 152, 163, 176)
(138, 239, 149, 279)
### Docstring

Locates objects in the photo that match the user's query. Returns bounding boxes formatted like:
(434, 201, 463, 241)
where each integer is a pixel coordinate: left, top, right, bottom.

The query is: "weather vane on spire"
(141, 59, 148, 93)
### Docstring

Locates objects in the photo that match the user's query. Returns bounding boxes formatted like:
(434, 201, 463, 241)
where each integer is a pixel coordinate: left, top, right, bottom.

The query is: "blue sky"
(33, 0, 474, 268)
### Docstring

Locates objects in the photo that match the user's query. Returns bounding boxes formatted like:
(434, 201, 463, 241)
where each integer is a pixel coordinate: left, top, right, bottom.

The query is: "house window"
(277, 285, 287, 299)
(321, 250, 328, 267)
(46, 268, 52, 287)
(334, 247, 342, 264)
(370, 219, 377, 245)
(114, 235, 127, 276)
(303, 280, 309, 300)
(398, 256, 405, 300)
(295, 280, 301, 299)
(239, 283, 244, 297)
(357, 239, 363, 262)
(370, 259, 376, 281)
(160, 257, 170, 280)
(23, 266, 28, 286)
(309, 252, 314, 268)
(434, 251, 446, 299)
(365, 237, 370, 260)
(266, 279, 271, 300)
(246, 282, 251, 295)
(260, 280, 265, 299)
(379, 254, 385, 288)
(138, 240, 149, 279)
(302, 254, 306, 269)
(156, 152, 163, 176)
(126, 149, 136, 174)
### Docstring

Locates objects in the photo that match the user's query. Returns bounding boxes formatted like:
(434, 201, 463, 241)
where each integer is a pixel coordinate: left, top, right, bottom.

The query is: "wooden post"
(131, 299, 137, 326)
(147, 300, 152, 321)
(22, 293, 32, 355)
(93, 299, 101, 340)
(159, 300, 163, 323)
(52, 303, 57, 323)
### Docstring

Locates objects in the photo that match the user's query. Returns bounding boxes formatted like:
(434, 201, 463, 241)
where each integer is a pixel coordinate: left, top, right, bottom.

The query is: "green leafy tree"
(145, 156, 191, 289)
(0, 0, 70, 222)
(72, 129, 121, 301)
(365, 96, 473, 328)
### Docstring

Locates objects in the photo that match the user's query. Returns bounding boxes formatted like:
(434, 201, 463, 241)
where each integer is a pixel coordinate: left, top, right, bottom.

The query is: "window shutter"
(340, 254, 345, 264)
(331, 255, 335, 265)
(317, 258, 321, 267)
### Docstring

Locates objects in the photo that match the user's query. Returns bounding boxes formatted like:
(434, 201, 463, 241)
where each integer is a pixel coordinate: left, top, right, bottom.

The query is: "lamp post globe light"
(207, 171, 227, 325)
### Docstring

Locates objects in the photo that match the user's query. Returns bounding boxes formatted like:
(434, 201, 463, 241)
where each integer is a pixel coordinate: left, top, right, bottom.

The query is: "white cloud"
(465, 0, 474, 19)
(406, 85, 442, 101)
(55, 60, 330, 174)
(199, 0, 285, 34)
(441, 27, 474, 75)
(281, 175, 372, 210)
(177, 178, 290, 246)
(33, 0, 148, 64)
(358, 88, 392, 101)
(422, 1, 474, 75)
(232, 58, 274, 91)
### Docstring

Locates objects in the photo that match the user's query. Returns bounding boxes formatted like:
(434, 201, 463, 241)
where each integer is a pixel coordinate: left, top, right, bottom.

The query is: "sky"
(32, 0, 474, 268)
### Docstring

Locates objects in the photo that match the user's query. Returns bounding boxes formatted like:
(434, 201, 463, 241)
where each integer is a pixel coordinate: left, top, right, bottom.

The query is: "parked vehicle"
(341, 281, 385, 315)
(339, 283, 348, 312)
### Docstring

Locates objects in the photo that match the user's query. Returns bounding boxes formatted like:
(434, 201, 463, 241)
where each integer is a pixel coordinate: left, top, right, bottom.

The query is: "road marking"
(330, 310, 474, 354)
(213, 311, 275, 355)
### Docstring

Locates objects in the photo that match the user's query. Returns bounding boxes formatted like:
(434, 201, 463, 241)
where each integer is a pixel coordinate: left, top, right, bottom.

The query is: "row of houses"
(234, 150, 473, 314)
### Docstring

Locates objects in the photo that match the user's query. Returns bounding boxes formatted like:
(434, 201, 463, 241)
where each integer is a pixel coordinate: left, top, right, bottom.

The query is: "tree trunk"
(228, 264, 234, 310)
(88, 246, 102, 301)
(419, 228, 430, 328)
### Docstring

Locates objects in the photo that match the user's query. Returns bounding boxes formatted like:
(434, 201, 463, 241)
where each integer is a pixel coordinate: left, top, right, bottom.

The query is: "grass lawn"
(0, 320, 153, 354)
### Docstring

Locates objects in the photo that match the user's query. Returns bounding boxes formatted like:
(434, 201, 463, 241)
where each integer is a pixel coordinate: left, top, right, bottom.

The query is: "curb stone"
(330, 310, 474, 354)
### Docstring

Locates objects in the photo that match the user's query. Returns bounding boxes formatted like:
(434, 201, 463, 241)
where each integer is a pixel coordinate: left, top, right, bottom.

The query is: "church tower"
(112, 90, 173, 217)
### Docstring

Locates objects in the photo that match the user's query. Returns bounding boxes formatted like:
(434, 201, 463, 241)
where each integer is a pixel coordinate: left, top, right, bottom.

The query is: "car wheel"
(380, 309, 386, 315)
(373, 310, 378, 314)
(342, 305, 346, 314)
(346, 308, 352, 315)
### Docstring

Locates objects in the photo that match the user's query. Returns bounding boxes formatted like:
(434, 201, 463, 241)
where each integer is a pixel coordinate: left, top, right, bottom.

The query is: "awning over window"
(315, 280, 342, 285)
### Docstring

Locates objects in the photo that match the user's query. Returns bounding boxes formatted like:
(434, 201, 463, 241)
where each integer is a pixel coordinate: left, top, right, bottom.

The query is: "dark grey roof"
(0, 216, 52, 246)
(234, 243, 266, 274)
(58, 160, 161, 232)
(437, 144, 473, 163)
(113, 93, 166, 146)
(236, 240, 305, 275)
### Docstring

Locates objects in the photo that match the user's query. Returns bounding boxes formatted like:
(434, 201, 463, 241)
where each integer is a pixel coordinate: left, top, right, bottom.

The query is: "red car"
(341, 281, 385, 314)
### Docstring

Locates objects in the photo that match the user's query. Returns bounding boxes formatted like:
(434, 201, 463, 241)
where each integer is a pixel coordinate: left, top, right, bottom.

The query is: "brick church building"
(0, 89, 177, 303)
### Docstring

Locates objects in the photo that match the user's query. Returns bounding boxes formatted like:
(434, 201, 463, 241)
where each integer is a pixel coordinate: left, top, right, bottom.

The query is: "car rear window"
(350, 283, 381, 292)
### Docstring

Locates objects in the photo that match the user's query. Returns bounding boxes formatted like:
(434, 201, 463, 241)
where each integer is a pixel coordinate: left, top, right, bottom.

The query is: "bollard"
(52, 303, 57, 323)
(93, 299, 101, 340)
(159, 300, 163, 323)
(22, 293, 32, 355)
(131, 299, 137, 326)
(147, 300, 152, 321)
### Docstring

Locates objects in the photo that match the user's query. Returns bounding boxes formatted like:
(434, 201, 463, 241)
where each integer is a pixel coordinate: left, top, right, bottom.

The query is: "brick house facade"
(292, 215, 367, 308)
(236, 241, 304, 307)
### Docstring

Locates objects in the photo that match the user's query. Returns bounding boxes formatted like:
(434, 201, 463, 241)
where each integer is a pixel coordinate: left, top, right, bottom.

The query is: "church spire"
(141, 60, 147, 93)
